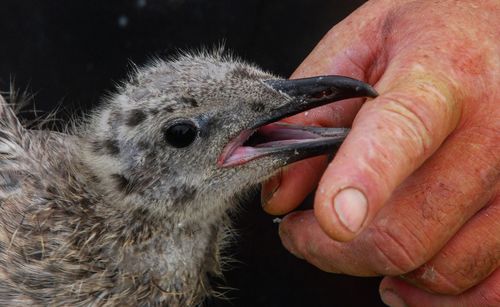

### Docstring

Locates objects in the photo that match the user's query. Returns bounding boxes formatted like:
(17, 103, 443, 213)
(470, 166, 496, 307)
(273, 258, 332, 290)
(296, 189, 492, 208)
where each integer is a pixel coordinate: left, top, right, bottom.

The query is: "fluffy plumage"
(0, 52, 286, 306)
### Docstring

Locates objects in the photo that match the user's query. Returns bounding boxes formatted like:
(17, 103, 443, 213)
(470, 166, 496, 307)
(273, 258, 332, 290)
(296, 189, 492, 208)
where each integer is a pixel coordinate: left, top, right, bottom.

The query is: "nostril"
(311, 88, 334, 99)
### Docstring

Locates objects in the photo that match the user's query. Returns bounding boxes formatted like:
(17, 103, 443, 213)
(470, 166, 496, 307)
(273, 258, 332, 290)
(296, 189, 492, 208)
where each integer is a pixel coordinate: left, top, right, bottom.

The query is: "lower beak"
(218, 75, 377, 167)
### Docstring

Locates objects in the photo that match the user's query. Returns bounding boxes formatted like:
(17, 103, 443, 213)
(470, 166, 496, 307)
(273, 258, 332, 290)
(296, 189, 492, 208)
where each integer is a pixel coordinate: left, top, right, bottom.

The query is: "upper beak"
(257, 75, 377, 127)
(218, 75, 378, 167)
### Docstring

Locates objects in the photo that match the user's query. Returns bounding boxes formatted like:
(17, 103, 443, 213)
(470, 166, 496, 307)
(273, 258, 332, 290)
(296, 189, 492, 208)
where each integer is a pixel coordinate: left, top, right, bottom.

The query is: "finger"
(279, 210, 371, 274)
(262, 156, 327, 215)
(280, 123, 500, 277)
(403, 192, 500, 294)
(261, 5, 382, 213)
(314, 58, 463, 241)
(379, 269, 500, 307)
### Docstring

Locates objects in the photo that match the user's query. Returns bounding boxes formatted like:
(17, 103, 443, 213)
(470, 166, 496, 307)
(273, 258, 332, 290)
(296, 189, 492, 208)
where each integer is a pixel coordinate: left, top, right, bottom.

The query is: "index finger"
(262, 16, 378, 214)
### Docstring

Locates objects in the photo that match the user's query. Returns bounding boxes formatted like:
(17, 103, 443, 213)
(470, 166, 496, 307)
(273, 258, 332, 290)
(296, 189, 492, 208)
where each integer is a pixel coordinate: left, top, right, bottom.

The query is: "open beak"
(217, 75, 378, 168)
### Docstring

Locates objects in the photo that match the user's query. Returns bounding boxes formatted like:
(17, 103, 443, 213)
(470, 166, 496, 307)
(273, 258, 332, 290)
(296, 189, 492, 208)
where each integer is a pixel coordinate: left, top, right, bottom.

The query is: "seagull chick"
(0, 52, 376, 306)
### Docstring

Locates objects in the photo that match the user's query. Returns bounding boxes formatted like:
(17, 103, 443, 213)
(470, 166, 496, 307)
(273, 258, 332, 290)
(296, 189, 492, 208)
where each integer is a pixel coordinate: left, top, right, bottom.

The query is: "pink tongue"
(223, 146, 259, 166)
(219, 123, 337, 167)
(222, 139, 318, 166)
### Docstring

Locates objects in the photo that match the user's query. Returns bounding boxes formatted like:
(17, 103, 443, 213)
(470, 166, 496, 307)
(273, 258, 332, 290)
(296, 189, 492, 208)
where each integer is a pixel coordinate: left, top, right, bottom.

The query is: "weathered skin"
(262, 0, 500, 306)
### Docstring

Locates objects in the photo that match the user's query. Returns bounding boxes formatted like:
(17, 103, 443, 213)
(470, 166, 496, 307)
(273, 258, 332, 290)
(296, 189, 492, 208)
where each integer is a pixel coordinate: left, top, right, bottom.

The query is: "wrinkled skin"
(261, 0, 500, 306)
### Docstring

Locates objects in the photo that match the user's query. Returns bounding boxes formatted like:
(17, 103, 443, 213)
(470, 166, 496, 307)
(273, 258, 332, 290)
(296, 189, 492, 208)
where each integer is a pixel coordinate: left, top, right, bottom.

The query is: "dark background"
(0, 1, 385, 306)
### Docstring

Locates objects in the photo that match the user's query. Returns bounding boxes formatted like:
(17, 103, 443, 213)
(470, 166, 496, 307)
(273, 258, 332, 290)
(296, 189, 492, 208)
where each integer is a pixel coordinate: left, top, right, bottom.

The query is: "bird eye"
(164, 120, 199, 148)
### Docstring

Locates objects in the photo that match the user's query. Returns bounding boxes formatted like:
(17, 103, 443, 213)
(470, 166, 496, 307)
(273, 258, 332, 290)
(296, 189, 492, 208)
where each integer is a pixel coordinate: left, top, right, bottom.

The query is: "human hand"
(262, 0, 500, 305)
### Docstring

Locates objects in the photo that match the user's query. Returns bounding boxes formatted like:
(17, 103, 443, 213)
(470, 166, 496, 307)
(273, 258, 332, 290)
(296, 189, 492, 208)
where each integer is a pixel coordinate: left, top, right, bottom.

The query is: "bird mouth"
(217, 75, 378, 168)
(218, 123, 349, 167)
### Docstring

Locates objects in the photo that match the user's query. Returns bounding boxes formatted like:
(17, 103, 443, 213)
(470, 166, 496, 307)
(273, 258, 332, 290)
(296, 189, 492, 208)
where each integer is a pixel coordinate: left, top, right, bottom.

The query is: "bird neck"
(76, 137, 228, 301)
(112, 207, 225, 299)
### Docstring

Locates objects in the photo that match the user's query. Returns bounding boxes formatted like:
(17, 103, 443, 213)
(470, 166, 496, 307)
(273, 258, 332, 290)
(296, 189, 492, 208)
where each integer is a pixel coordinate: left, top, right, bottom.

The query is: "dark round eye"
(164, 121, 198, 148)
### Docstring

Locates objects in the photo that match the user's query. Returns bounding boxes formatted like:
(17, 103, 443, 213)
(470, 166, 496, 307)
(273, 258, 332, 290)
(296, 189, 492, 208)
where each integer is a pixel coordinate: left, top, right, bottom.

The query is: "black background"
(0, 1, 385, 306)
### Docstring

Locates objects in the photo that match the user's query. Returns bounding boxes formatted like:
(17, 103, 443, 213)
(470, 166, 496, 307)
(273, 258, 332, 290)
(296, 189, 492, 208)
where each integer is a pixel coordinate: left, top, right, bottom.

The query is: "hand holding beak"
(263, 0, 500, 306)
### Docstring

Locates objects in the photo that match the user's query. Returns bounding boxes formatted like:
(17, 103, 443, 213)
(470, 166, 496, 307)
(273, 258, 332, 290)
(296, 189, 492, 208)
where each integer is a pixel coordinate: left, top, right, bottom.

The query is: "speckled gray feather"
(0, 51, 294, 306)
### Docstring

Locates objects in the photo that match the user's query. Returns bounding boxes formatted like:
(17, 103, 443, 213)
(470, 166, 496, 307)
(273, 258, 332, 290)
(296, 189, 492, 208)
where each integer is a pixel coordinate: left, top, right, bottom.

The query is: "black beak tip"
(356, 83, 378, 98)
(325, 76, 378, 99)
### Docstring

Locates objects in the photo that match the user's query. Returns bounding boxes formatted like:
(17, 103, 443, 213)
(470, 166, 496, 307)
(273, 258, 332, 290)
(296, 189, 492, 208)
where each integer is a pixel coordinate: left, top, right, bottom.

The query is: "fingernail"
(380, 289, 407, 307)
(261, 171, 282, 207)
(333, 188, 368, 233)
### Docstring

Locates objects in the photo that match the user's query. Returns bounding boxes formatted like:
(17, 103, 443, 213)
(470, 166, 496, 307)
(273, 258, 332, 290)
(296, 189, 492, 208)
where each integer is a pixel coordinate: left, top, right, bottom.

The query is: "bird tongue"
(217, 123, 349, 167)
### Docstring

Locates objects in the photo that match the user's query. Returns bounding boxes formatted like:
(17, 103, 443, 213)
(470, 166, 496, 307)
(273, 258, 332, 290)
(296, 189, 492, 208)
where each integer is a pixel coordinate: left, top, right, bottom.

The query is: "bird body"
(0, 52, 376, 306)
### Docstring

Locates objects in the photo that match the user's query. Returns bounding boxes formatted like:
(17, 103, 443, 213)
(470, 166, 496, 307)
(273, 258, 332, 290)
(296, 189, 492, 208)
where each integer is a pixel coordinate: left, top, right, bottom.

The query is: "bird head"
(83, 52, 376, 221)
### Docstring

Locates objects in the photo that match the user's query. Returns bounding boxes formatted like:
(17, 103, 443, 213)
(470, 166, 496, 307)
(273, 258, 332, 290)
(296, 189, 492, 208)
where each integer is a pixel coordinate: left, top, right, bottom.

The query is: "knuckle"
(407, 265, 466, 295)
(420, 180, 464, 225)
(458, 125, 500, 187)
(406, 230, 500, 295)
(377, 93, 435, 160)
(377, 74, 457, 149)
(455, 247, 498, 287)
(365, 222, 426, 275)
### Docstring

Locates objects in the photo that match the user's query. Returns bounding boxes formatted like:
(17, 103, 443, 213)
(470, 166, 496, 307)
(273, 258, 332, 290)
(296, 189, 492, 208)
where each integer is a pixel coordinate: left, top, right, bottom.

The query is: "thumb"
(314, 60, 462, 241)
